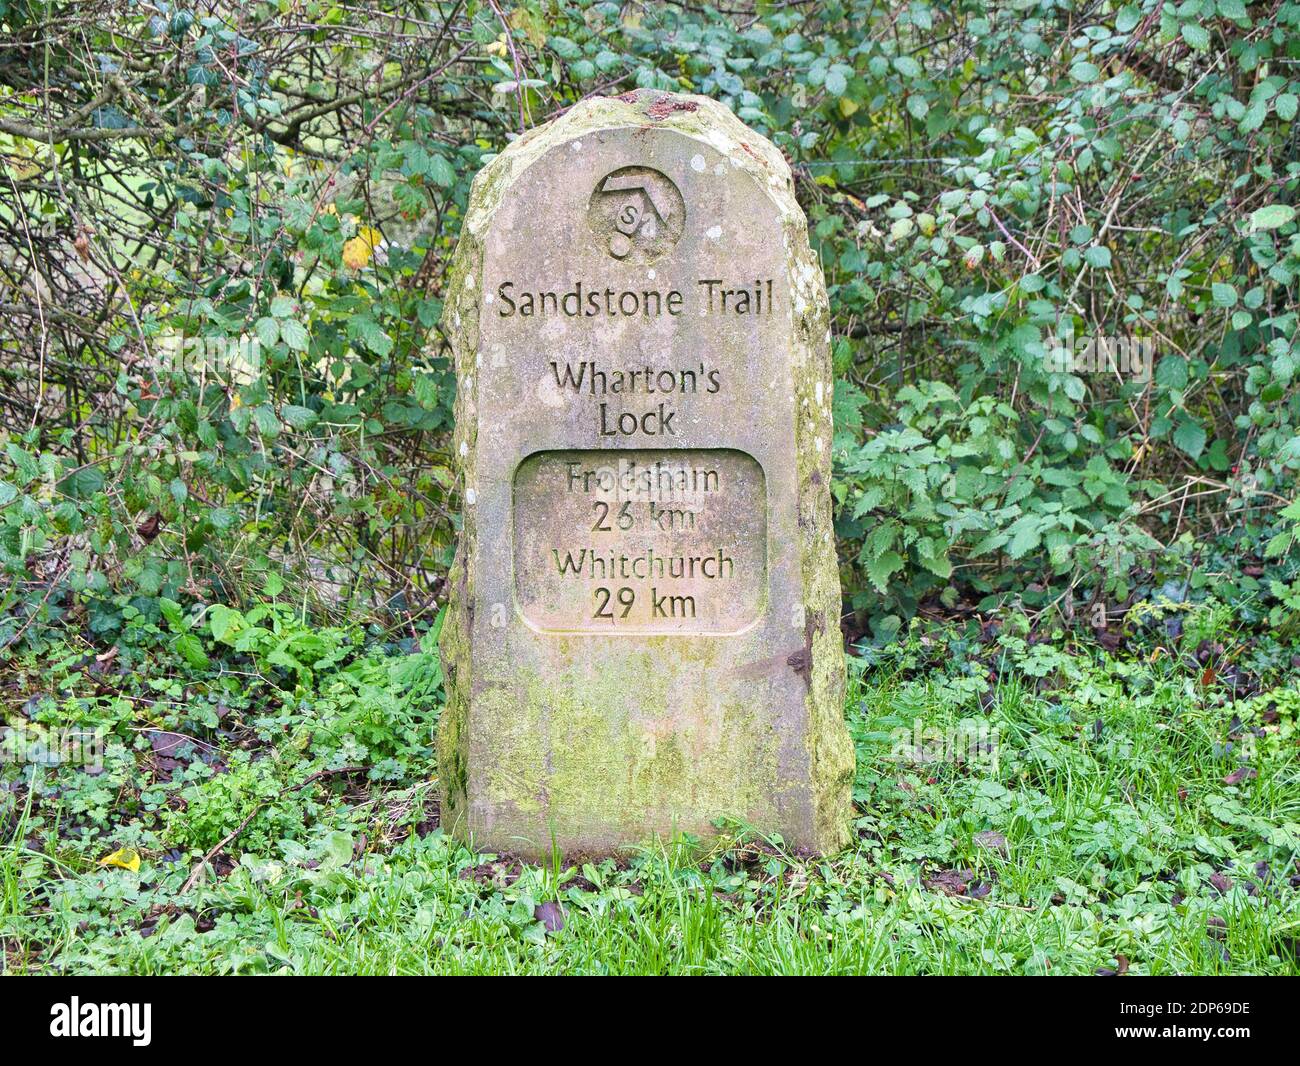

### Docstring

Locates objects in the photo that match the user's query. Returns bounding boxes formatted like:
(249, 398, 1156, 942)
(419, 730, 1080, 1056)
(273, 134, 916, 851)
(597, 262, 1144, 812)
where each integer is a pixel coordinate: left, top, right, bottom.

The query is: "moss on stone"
(437, 89, 853, 858)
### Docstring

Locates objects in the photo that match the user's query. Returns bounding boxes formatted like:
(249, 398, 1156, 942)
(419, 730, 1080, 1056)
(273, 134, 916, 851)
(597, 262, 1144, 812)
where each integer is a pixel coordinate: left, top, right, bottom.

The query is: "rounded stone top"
(464, 91, 798, 239)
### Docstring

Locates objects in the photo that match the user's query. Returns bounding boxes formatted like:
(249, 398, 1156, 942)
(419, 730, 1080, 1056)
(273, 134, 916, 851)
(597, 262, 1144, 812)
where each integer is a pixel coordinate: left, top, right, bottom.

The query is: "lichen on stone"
(437, 89, 853, 857)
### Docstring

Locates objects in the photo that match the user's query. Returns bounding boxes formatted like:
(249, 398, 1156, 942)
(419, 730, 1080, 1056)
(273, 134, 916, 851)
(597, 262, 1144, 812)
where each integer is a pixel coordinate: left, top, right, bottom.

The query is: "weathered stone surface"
(438, 90, 853, 858)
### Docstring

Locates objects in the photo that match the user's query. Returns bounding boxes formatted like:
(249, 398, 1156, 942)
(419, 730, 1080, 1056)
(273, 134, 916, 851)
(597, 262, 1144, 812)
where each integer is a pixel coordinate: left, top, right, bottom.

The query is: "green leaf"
(1084, 245, 1111, 269)
(1172, 417, 1207, 459)
(1007, 521, 1042, 560)
(893, 55, 922, 79)
(254, 316, 279, 348)
(58, 465, 105, 499)
(919, 550, 953, 579)
(1263, 531, 1293, 558)
(413, 373, 440, 410)
(351, 317, 393, 357)
(427, 154, 456, 188)
(280, 404, 318, 429)
(251, 405, 281, 438)
(174, 633, 210, 669)
(548, 36, 581, 60)
(1180, 23, 1209, 51)
(1250, 204, 1295, 231)
(1155, 356, 1188, 390)
(1211, 282, 1238, 307)
(865, 550, 903, 593)
(209, 603, 244, 644)
(279, 318, 309, 351)
(158, 596, 185, 631)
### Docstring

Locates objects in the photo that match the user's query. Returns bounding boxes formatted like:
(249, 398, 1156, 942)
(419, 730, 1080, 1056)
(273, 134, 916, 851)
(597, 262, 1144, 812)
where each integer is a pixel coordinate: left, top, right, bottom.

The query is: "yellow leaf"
(342, 237, 372, 270)
(229, 392, 242, 411)
(342, 225, 383, 271)
(99, 847, 141, 873)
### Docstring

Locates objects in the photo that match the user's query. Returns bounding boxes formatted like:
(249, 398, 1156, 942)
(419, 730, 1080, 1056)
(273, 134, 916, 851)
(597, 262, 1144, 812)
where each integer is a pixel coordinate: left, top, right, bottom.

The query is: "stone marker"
(438, 90, 853, 858)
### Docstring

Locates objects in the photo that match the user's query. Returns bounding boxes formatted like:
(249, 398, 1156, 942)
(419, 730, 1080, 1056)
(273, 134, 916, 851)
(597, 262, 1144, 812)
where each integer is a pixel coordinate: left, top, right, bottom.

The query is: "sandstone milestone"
(438, 90, 853, 858)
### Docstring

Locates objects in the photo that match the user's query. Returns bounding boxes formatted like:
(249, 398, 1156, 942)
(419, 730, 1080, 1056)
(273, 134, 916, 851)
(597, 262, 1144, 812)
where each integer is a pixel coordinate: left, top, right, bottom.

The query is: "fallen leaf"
(973, 830, 1008, 856)
(923, 868, 973, 896)
(534, 901, 565, 932)
(1223, 766, 1257, 785)
(149, 731, 188, 758)
(100, 847, 141, 873)
(137, 513, 162, 541)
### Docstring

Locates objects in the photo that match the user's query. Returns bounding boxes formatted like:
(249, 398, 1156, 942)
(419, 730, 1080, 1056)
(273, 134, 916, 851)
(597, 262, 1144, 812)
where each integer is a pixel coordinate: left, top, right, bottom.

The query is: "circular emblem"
(587, 166, 686, 264)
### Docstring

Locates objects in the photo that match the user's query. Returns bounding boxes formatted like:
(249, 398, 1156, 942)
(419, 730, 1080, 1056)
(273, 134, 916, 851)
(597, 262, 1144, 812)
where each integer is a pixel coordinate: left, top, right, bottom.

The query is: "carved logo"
(588, 166, 686, 264)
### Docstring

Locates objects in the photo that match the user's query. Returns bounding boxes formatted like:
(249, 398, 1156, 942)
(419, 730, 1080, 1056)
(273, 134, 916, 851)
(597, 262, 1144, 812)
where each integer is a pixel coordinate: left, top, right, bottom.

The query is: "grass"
(2, 606, 1299, 975)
